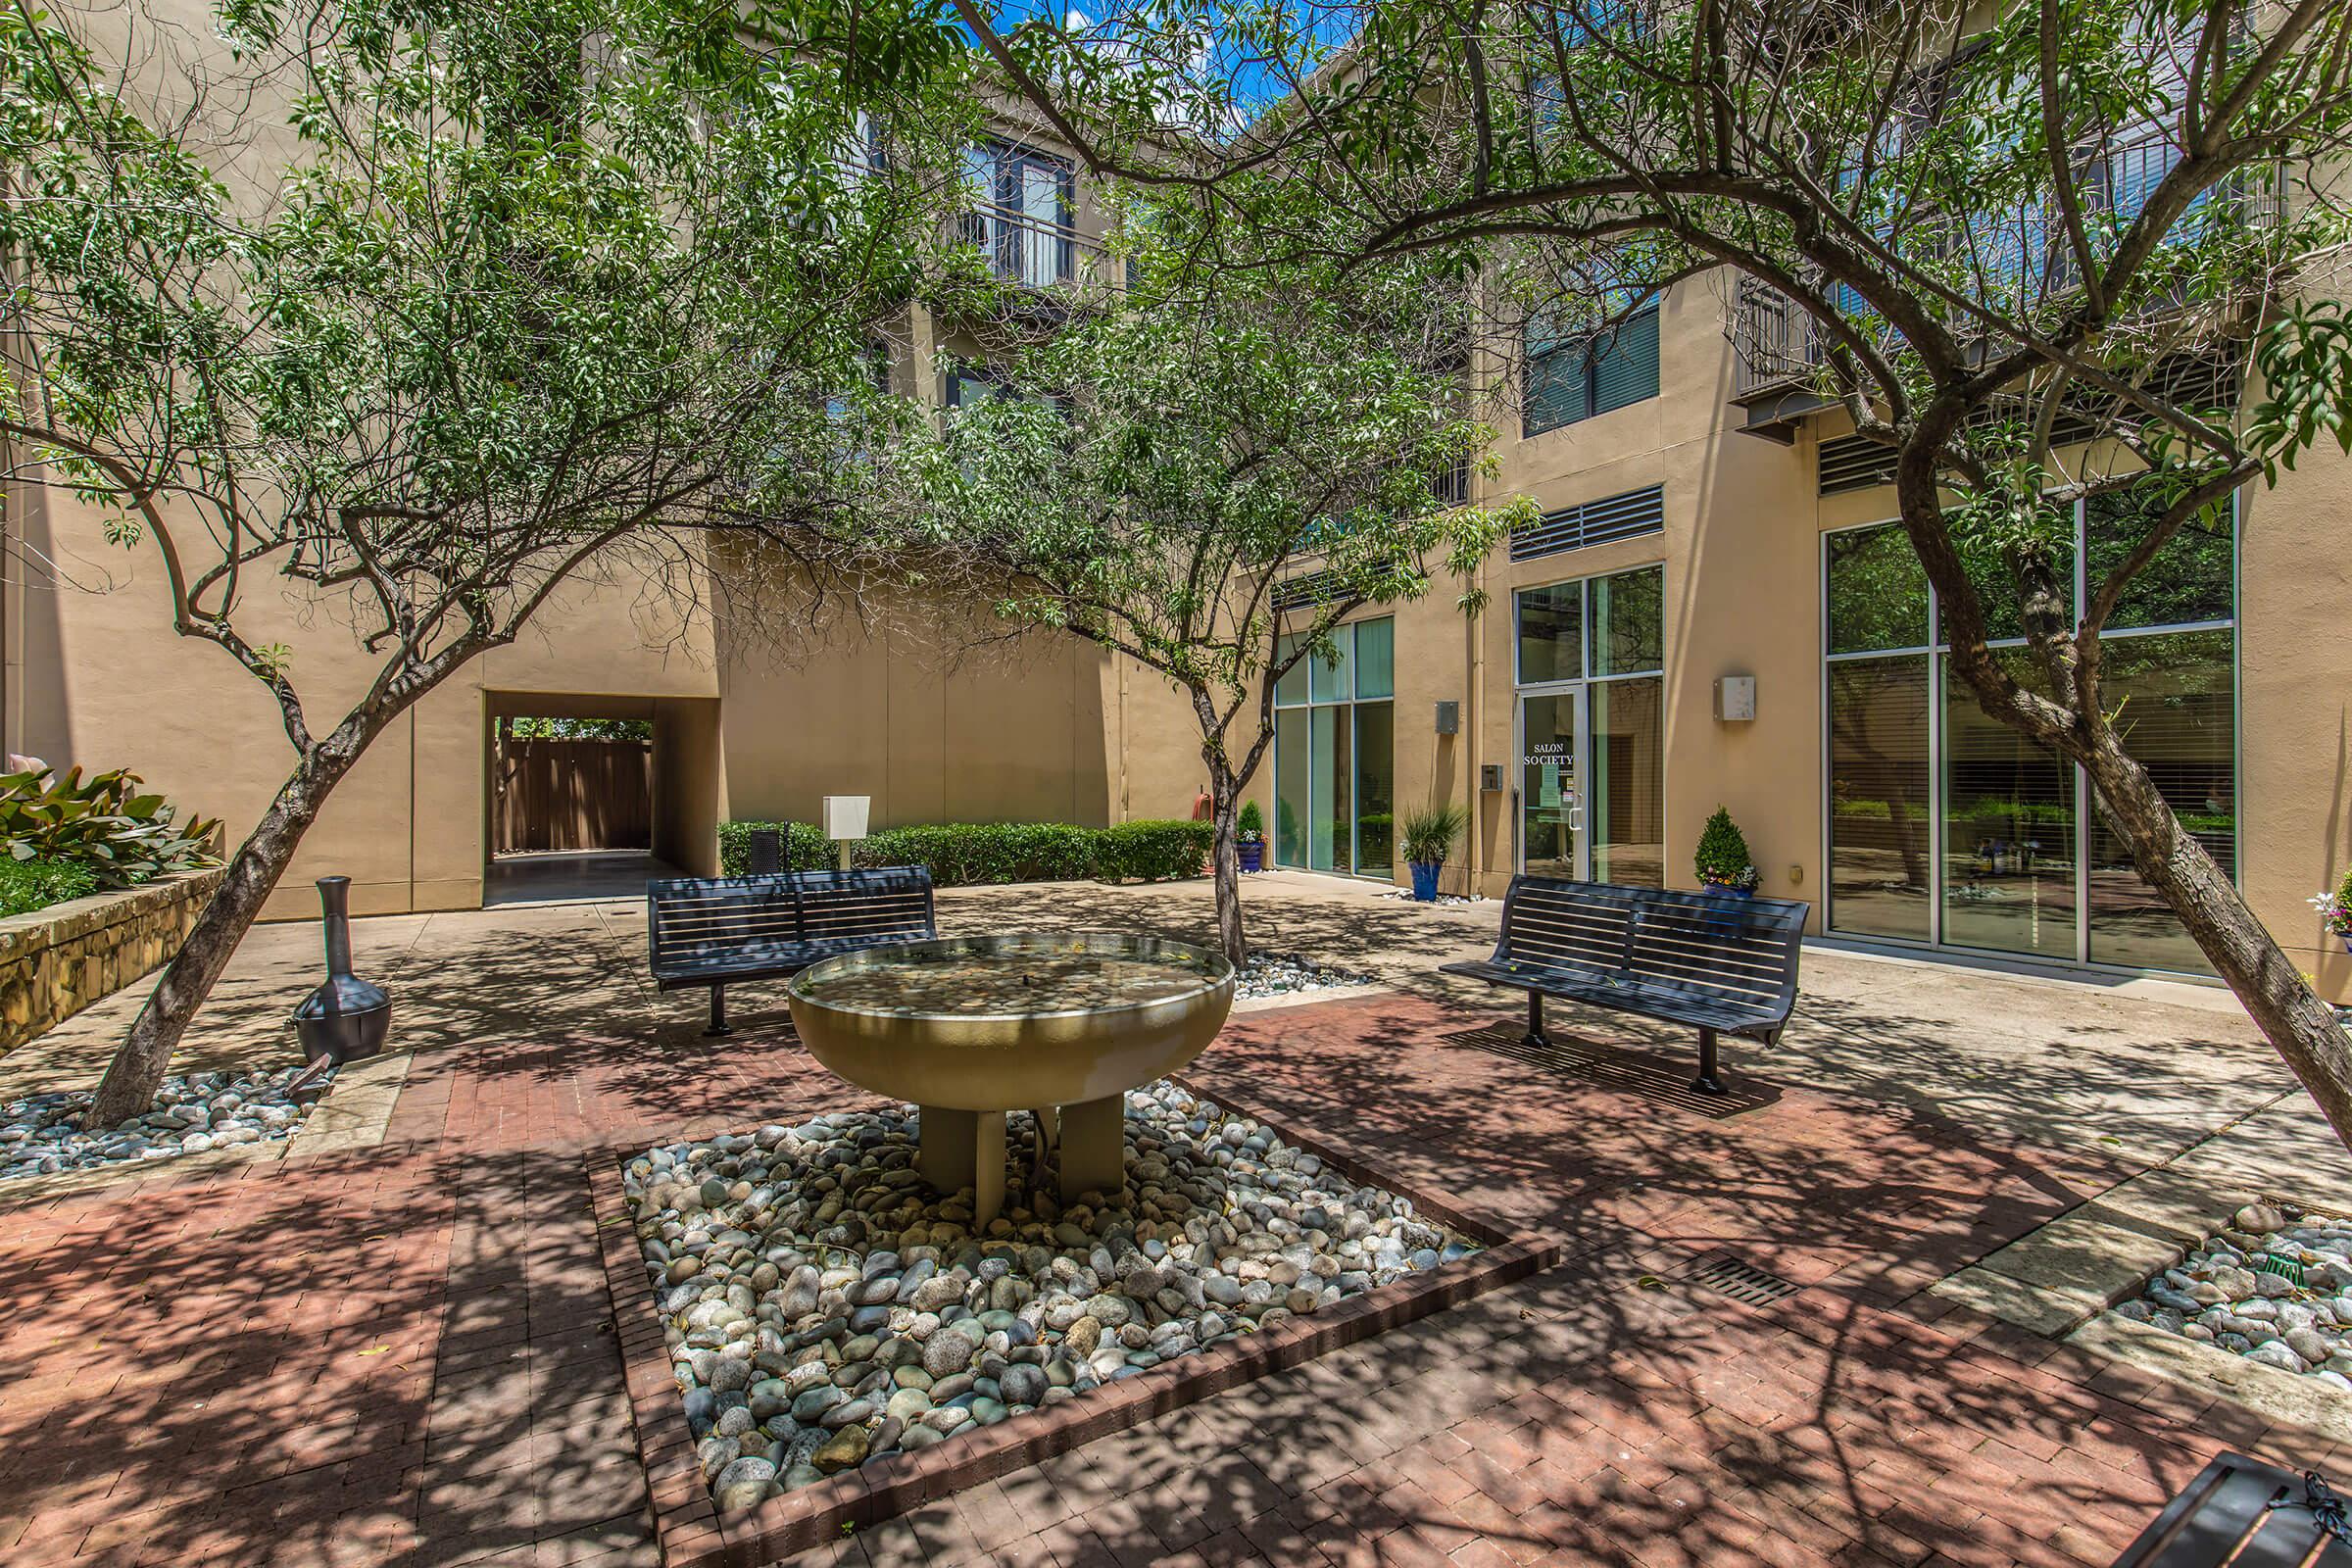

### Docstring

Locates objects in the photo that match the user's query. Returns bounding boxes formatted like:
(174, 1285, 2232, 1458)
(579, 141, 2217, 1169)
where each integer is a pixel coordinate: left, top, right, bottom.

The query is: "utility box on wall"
(1435, 700, 1460, 736)
(1713, 676, 1757, 722)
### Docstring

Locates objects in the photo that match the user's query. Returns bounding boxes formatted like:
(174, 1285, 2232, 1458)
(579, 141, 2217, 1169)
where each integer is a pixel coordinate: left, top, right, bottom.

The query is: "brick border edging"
(591, 1094, 1563, 1568)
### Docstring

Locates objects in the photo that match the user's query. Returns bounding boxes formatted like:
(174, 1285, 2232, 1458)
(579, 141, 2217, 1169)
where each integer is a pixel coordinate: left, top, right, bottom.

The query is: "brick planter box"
(594, 1076, 1563, 1568)
(0, 868, 225, 1053)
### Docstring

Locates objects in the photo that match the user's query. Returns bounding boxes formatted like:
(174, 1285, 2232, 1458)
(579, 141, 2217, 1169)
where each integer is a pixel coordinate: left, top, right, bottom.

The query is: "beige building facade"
(6, 14, 2350, 998)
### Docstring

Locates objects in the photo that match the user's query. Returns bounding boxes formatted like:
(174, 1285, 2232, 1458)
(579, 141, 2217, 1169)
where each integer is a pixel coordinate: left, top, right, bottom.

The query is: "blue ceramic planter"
(1409, 861, 1443, 901)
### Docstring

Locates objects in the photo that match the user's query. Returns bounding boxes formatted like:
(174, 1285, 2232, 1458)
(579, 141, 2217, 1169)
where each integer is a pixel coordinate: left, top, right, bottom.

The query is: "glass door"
(1517, 687, 1587, 878)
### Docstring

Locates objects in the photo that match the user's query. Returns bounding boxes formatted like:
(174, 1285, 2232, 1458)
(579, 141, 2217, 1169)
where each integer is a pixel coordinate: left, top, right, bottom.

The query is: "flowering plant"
(2311, 867, 2352, 937)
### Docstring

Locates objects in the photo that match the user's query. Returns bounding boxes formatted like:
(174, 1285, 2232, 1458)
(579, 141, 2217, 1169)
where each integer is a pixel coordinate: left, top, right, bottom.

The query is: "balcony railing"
(956, 202, 1121, 298)
(1730, 133, 2282, 406)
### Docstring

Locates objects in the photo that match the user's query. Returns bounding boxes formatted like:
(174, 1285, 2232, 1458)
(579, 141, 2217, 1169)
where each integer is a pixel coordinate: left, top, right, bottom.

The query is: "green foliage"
(0, 763, 220, 888)
(509, 717, 652, 742)
(1398, 804, 1469, 866)
(717, 819, 1212, 885)
(1693, 808, 1758, 890)
(1237, 800, 1266, 843)
(0, 858, 101, 918)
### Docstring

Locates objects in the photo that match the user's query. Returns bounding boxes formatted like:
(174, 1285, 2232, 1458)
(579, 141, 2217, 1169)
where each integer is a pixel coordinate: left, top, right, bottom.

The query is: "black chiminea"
(293, 875, 390, 1064)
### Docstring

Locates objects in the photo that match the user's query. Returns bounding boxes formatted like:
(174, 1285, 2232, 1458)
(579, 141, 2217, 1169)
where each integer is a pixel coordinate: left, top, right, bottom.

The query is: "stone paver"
(0, 872, 2332, 1568)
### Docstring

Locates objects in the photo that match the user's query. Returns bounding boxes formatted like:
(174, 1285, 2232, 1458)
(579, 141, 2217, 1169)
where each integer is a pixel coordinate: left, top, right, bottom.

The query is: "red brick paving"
(0, 985, 2324, 1568)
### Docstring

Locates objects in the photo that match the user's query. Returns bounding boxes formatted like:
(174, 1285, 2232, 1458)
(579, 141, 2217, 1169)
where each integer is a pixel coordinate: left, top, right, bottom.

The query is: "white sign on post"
(822, 796, 870, 871)
(821, 796, 871, 841)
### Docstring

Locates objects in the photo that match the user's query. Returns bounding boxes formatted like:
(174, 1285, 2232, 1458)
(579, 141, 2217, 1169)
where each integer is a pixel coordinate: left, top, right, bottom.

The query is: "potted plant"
(1694, 807, 1762, 899)
(2311, 867, 2352, 954)
(1399, 803, 1471, 901)
(1237, 800, 1266, 873)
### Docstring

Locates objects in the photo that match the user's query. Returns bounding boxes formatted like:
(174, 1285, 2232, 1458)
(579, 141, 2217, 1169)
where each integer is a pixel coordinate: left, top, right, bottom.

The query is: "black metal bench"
(1440, 875, 1808, 1094)
(2112, 1453, 2352, 1565)
(647, 867, 936, 1036)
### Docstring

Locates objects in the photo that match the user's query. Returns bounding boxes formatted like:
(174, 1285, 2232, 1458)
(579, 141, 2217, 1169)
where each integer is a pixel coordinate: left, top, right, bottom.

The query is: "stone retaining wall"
(0, 869, 226, 1051)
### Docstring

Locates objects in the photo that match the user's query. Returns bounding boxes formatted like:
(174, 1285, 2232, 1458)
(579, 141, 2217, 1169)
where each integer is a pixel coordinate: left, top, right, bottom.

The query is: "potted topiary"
(1237, 800, 1267, 873)
(1399, 803, 1471, 901)
(1694, 806, 1761, 899)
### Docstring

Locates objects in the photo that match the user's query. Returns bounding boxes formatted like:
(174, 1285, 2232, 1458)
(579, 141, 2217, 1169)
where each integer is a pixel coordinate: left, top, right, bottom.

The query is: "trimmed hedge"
(0, 858, 100, 919)
(716, 818, 1213, 886)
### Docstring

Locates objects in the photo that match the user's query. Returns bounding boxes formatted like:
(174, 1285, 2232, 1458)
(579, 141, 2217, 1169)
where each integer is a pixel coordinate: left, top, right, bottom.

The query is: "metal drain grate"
(1684, 1250, 1800, 1306)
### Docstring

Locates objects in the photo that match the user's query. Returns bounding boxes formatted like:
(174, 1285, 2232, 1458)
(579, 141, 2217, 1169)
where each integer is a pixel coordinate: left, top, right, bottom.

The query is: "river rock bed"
(620, 1080, 1478, 1511)
(1233, 951, 1377, 1000)
(2113, 1200, 2352, 1389)
(0, 1064, 330, 1182)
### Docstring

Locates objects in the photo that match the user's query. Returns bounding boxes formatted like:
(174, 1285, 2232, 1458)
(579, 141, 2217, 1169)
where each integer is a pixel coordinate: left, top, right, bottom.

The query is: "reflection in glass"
(1942, 655, 2076, 957)
(1828, 656, 1933, 940)
(1590, 678, 1664, 886)
(1827, 523, 1929, 654)
(1275, 709, 1309, 865)
(1516, 583, 1583, 683)
(1355, 703, 1396, 875)
(2088, 630, 2233, 972)
(1354, 619, 1396, 699)
(1592, 568, 1664, 675)
(1939, 529, 2075, 646)
(1519, 692, 1578, 877)
(1308, 706, 1352, 873)
(2086, 490, 2234, 631)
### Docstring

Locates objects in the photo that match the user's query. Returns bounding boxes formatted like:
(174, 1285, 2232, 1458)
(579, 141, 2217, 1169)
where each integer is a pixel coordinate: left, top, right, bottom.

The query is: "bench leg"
(1524, 993, 1548, 1049)
(705, 985, 732, 1038)
(1693, 1027, 1726, 1096)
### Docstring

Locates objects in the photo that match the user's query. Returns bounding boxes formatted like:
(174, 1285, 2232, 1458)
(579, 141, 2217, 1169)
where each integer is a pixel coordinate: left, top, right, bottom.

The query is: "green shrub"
(1099, 820, 1213, 882)
(0, 858, 99, 917)
(716, 818, 1211, 886)
(1237, 800, 1265, 843)
(0, 760, 219, 888)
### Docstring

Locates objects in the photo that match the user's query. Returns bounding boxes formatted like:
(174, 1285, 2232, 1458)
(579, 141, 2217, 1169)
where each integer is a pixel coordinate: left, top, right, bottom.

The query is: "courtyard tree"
(0, 0, 969, 1124)
(955, 0, 2352, 1148)
(902, 212, 1527, 962)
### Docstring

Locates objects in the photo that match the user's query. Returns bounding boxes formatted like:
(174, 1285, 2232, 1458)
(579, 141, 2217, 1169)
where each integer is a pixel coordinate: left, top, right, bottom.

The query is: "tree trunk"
(2080, 732, 2352, 1150)
(1206, 760, 1246, 966)
(86, 742, 367, 1126)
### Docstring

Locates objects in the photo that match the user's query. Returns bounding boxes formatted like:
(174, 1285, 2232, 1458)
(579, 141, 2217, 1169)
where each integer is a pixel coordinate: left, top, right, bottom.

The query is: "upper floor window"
(1524, 295, 1658, 437)
(961, 140, 1077, 289)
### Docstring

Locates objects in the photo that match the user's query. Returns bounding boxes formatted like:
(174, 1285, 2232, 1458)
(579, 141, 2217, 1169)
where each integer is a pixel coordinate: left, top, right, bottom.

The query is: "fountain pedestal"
(788, 934, 1234, 1225)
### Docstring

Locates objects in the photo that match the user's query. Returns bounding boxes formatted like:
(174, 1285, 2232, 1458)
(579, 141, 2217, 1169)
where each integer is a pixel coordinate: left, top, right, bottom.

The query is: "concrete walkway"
(0, 870, 2342, 1568)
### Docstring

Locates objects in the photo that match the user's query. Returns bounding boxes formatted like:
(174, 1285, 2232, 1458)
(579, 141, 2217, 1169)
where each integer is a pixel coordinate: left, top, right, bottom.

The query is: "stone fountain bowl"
(785, 932, 1236, 1113)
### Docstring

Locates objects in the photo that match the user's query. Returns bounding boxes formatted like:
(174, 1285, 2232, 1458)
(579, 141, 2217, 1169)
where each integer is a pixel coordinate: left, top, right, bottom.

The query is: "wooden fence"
(492, 737, 653, 854)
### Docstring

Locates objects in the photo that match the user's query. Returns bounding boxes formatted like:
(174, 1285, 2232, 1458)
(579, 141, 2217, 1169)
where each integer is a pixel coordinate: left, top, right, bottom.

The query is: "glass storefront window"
(1592, 568, 1663, 676)
(1275, 709, 1309, 864)
(2086, 490, 2234, 632)
(1827, 655, 1934, 941)
(1275, 633, 1308, 707)
(1309, 633, 1352, 703)
(1355, 703, 1396, 874)
(1273, 616, 1394, 878)
(1941, 653, 2077, 959)
(1589, 677, 1664, 887)
(1308, 707, 1352, 872)
(1515, 582, 1583, 683)
(2087, 629, 2233, 971)
(1354, 618, 1395, 700)
(1823, 485, 2235, 975)
(1827, 523, 1929, 654)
